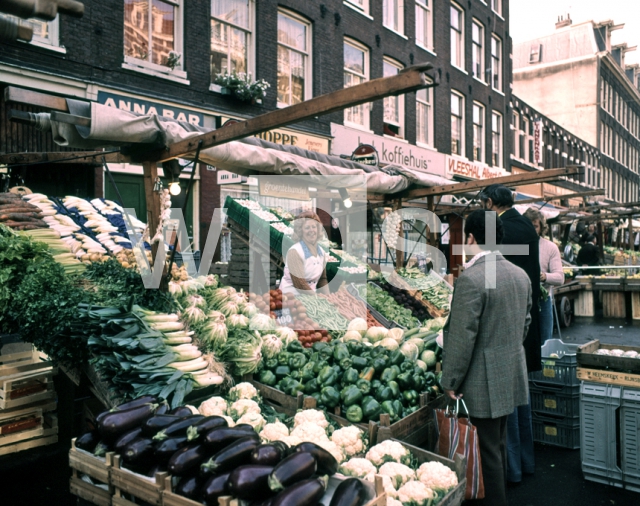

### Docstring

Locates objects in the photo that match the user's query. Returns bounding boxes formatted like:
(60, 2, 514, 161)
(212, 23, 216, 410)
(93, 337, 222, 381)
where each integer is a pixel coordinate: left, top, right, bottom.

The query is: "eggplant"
(169, 406, 194, 417)
(155, 402, 170, 415)
(187, 416, 228, 441)
(175, 475, 202, 500)
(227, 465, 274, 500)
(153, 415, 204, 441)
(203, 426, 260, 453)
(96, 395, 159, 424)
(200, 435, 260, 477)
(268, 452, 316, 492)
(329, 478, 365, 506)
(75, 431, 100, 453)
(142, 415, 181, 436)
(114, 427, 143, 455)
(201, 471, 231, 506)
(168, 443, 210, 476)
(251, 444, 287, 467)
(154, 436, 189, 462)
(270, 477, 328, 506)
(122, 437, 155, 465)
(234, 423, 256, 432)
(294, 442, 339, 475)
(98, 403, 158, 439)
(146, 462, 168, 478)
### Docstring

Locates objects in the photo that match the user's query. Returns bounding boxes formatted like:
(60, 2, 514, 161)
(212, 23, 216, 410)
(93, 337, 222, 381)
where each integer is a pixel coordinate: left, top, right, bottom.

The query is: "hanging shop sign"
(445, 155, 509, 180)
(331, 124, 447, 176)
(533, 119, 544, 165)
(351, 144, 379, 167)
(258, 176, 310, 200)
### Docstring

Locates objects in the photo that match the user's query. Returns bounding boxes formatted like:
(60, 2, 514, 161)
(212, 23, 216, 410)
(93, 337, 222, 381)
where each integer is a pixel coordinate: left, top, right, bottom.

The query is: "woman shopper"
(524, 208, 564, 344)
(279, 210, 330, 295)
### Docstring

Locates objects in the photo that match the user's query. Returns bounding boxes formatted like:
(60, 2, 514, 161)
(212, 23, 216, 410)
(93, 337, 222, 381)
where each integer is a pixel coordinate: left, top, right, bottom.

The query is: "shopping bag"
(434, 399, 484, 500)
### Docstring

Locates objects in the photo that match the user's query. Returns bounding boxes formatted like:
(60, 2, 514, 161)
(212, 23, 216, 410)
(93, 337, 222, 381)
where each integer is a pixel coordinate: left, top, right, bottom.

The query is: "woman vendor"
(279, 210, 330, 295)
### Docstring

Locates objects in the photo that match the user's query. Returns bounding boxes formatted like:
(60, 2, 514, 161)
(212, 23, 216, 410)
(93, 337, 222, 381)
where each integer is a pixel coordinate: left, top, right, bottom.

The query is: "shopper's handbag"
(434, 398, 485, 500)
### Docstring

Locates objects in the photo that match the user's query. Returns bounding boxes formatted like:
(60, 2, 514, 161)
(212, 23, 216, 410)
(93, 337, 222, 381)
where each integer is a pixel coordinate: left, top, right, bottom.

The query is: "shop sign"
(351, 144, 379, 167)
(533, 119, 544, 165)
(258, 176, 310, 200)
(98, 91, 205, 126)
(445, 155, 508, 180)
(331, 124, 446, 176)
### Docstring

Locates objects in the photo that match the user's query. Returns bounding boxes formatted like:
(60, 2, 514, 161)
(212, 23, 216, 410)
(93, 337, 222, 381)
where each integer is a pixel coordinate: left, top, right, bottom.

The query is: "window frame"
(415, 0, 433, 51)
(491, 0, 502, 16)
(10, 15, 65, 52)
(343, 38, 371, 131)
(383, 57, 405, 138)
(123, 0, 187, 80)
(210, 0, 255, 84)
(276, 8, 313, 109)
(344, 0, 370, 16)
(471, 19, 484, 82)
(491, 34, 502, 92)
(383, 0, 405, 35)
(492, 111, 503, 167)
(451, 91, 465, 156)
(473, 102, 485, 162)
(416, 79, 434, 147)
(450, 3, 465, 71)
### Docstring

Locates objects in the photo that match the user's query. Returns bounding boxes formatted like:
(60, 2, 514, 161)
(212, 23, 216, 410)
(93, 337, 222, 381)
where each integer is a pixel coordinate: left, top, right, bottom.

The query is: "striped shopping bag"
(434, 400, 484, 500)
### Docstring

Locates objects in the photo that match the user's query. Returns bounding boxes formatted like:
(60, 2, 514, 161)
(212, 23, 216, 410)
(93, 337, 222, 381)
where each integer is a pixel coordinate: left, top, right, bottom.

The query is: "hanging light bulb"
(169, 181, 182, 196)
(338, 187, 352, 208)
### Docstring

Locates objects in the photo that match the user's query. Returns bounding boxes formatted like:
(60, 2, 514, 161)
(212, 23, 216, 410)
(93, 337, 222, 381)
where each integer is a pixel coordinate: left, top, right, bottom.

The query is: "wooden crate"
(603, 291, 626, 318)
(577, 367, 640, 388)
(69, 437, 114, 506)
(578, 340, 640, 373)
(162, 476, 241, 506)
(0, 343, 54, 378)
(0, 412, 57, 456)
(110, 455, 168, 506)
(632, 292, 640, 321)
(247, 378, 304, 417)
(0, 369, 56, 410)
(575, 276, 594, 290)
(627, 279, 640, 292)
(574, 290, 595, 317)
(593, 277, 625, 292)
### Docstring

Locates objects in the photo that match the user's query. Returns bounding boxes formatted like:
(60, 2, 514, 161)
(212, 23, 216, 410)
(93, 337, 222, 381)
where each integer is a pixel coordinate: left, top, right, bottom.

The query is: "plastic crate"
(532, 411, 580, 449)
(580, 382, 623, 487)
(529, 381, 580, 418)
(621, 387, 640, 492)
(529, 339, 579, 387)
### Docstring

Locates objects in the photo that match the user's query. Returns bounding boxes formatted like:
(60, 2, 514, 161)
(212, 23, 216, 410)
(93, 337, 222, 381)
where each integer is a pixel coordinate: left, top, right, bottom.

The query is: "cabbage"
(275, 327, 298, 345)
(261, 334, 284, 359)
(250, 314, 276, 332)
(200, 321, 227, 352)
(347, 318, 368, 336)
(181, 305, 206, 325)
(221, 328, 263, 375)
(377, 338, 399, 351)
(343, 331, 363, 342)
(387, 328, 404, 343)
(365, 326, 388, 343)
(400, 341, 419, 361)
(415, 359, 427, 372)
(220, 301, 240, 317)
(227, 314, 249, 329)
(421, 350, 437, 367)
(406, 337, 425, 353)
(242, 302, 259, 318)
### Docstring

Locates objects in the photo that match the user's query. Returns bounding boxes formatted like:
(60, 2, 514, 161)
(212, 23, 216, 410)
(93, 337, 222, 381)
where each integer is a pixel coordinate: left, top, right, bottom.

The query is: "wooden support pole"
(142, 162, 162, 269)
(4, 86, 69, 111)
(0, 151, 126, 165)
(395, 199, 404, 271)
(514, 189, 604, 205)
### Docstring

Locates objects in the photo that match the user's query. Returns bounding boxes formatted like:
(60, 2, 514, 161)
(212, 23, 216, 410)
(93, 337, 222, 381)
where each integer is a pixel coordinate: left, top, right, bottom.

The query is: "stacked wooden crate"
(0, 343, 58, 456)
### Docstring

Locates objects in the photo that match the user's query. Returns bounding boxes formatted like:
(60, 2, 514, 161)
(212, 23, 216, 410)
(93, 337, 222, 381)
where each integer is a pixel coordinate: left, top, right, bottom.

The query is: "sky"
(509, 0, 640, 65)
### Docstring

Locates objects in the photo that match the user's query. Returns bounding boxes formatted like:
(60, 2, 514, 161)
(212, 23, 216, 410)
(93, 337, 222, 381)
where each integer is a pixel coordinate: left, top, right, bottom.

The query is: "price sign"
(274, 308, 293, 326)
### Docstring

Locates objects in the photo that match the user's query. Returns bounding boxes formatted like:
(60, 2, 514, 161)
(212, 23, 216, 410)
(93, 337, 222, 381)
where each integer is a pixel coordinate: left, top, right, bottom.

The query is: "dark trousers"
(465, 415, 509, 506)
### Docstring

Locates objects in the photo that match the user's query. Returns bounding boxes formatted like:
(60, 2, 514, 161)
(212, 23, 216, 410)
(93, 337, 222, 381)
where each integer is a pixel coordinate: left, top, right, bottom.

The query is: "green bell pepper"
(371, 379, 382, 391)
(340, 385, 363, 407)
(389, 350, 405, 366)
(424, 372, 437, 387)
(380, 367, 398, 383)
(259, 370, 277, 386)
(400, 361, 415, 372)
(319, 365, 339, 386)
(289, 370, 301, 380)
(277, 352, 291, 366)
(278, 377, 295, 391)
(342, 368, 359, 385)
(346, 342, 363, 355)
(372, 357, 388, 373)
(275, 365, 291, 379)
(370, 346, 384, 358)
(313, 360, 328, 375)
(312, 341, 329, 352)
(376, 385, 393, 402)
(346, 405, 364, 423)
(340, 357, 353, 370)
(333, 344, 350, 362)
(311, 391, 323, 406)
(413, 375, 426, 392)
(320, 386, 340, 408)
(320, 346, 334, 360)
(288, 352, 307, 370)
(390, 365, 401, 377)
(288, 381, 304, 396)
(265, 358, 278, 370)
(351, 356, 369, 370)
(356, 379, 371, 395)
(396, 371, 414, 390)
(300, 362, 316, 382)
(305, 378, 320, 395)
(392, 399, 404, 419)
(380, 400, 396, 420)
(387, 380, 400, 398)
(287, 340, 305, 353)
(404, 405, 419, 415)
(362, 397, 382, 421)
(402, 390, 418, 406)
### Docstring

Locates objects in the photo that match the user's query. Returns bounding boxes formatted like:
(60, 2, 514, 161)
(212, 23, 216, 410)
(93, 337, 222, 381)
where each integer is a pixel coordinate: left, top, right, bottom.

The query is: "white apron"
(279, 241, 326, 294)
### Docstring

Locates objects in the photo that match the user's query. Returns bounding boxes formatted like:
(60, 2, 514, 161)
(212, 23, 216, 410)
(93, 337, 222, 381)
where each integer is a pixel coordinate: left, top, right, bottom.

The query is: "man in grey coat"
(442, 210, 532, 506)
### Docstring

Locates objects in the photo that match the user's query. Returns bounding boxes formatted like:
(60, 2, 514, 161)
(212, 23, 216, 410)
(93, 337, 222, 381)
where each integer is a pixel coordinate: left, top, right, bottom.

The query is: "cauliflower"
(387, 498, 403, 506)
(416, 461, 458, 492)
(365, 440, 411, 466)
(198, 396, 228, 416)
(339, 458, 377, 478)
(331, 426, 365, 458)
(291, 423, 330, 443)
(220, 415, 235, 427)
(229, 399, 261, 420)
(236, 412, 266, 432)
(260, 421, 290, 442)
(365, 473, 397, 498)
(278, 435, 302, 448)
(228, 382, 259, 401)
(293, 409, 330, 429)
(379, 463, 417, 489)
(315, 439, 345, 464)
(396, 481, 435, 506)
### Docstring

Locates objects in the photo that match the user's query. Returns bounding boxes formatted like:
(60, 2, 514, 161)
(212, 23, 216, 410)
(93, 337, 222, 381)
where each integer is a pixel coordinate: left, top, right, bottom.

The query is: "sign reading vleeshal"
(258, 176, 310, 200)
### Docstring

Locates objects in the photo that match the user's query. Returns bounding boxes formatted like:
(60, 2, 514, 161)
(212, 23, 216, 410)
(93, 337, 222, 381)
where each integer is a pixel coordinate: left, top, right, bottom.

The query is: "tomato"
(321, 337, 329, 342)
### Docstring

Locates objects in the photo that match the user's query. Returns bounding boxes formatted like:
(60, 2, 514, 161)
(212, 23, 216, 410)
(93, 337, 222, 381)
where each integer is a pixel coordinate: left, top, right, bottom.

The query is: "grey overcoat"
(441, 252, 532, 419)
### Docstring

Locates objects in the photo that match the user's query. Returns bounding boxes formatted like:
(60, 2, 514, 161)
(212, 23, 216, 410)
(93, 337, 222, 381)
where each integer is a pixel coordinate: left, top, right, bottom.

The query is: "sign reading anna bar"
(533, 119, 544, 165)
(258, 176, 310, 200)
(98, 91, 205, 126)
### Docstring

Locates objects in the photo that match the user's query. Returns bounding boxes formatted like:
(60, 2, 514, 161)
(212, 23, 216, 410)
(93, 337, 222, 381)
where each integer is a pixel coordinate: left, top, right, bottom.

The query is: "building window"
(451, 91, 464, 155)
(5, 15, 61, 49)
(491, 35, 502, 91)
(383, 0, 404, 34)
(124, 0, 183, 71)
(416, 82, 433, 146)
(383, 58, 404, 137)
(415, 0, 432, 50)
(491, 0, 501, 16)
(471, 20, 484, 81)
(344, 39, 369, 129)
(473, 103, 485, 162)
(345, 0, 369, 15)
(210, 0, 253, 79)
(492, 111, 503, 167)
(277, 10, 312, 108)
(450, 4, 464, 69)
(511, 111, 520, 159)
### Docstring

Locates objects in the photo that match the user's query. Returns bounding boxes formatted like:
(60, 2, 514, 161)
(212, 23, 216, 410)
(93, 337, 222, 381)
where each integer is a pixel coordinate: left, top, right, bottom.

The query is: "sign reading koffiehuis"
(258, 177, 310, 200)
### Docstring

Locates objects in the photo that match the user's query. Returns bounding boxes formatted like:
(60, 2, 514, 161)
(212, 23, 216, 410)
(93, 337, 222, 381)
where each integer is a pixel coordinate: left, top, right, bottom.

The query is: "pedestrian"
(580, 223, 596, 245)
(442, 209, 532, 506)
(524, 209, 564, 344)
(577, 234, 601, 275)
(478, 184, 540, 485)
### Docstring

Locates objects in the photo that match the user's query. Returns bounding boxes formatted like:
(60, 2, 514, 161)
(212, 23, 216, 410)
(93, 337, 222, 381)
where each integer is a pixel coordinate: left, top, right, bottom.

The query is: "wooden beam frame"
(0, 151, 127, 165)
(514, 189, 604, 205)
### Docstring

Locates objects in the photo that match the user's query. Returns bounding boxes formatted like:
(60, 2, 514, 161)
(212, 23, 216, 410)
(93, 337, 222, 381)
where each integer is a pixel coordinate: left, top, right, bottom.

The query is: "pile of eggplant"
(75, 395, 370, 506)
